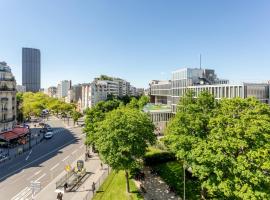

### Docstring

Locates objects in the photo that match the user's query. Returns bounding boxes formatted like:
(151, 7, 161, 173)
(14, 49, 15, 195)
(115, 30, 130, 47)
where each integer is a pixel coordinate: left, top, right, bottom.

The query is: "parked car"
(46, 127, 53, 132)
(44, 132, 53, 139)
(40, 128, 47, 133)
(0, 153, 9, 162)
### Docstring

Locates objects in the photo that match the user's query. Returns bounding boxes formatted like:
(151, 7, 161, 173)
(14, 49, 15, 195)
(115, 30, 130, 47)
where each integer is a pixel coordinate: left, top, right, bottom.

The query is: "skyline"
(1, 0, 270, 88)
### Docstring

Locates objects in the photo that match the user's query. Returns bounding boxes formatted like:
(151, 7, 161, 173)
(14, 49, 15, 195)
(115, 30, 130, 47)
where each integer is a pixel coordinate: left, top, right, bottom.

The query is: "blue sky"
(1, 0, 270, 88)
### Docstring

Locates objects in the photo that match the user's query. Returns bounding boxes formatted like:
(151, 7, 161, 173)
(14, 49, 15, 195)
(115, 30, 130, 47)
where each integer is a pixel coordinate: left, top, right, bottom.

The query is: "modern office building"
(57, 80, 72, 99)
(150, 80, 171, 105)
(0, 62, 17, 133)
(22, 48, 41, 92)
(147, 67, 270, 133)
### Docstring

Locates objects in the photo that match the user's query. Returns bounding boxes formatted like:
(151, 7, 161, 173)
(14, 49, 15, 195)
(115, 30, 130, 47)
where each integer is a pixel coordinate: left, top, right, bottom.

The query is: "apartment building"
(57, 80, 72, 99)
(0, 62, 16, 132)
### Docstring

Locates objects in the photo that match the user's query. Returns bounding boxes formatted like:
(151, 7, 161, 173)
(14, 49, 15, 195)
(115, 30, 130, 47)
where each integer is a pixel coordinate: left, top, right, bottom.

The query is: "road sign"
(65, 164, 71, 172)
(30, 181, 41, 192)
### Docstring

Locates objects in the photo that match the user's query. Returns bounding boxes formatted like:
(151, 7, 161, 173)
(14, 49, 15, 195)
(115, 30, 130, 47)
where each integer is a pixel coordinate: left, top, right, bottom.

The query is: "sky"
(1, 0, 270, 88)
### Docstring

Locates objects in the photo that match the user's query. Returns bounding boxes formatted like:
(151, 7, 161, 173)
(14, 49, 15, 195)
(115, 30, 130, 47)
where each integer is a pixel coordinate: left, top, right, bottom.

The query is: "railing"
(0, 77, 15, 81)
(83, 167, 111, 200)
(0, 87, 16, 91)
(56, 169, 75, 188)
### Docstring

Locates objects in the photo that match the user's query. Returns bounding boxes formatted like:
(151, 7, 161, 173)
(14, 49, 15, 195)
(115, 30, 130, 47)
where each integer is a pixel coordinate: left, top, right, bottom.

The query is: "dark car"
(40, 128, 47, 133)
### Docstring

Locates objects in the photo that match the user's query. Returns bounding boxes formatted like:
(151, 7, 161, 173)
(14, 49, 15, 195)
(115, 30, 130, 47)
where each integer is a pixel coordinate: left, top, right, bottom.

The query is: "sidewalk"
(134, 167, 181, 200)
(35, 153, 107, 200)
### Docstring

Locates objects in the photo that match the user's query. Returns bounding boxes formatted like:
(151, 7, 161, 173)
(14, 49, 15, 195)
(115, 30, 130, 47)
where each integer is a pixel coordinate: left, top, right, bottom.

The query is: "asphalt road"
(0, 117, 86, 200)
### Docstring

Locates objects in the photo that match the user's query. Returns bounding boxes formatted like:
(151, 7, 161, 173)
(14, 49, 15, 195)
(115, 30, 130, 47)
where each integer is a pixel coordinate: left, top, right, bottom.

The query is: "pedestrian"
(57, 192, 63, 200)
(64, 182, 68, 193)
(100, 162, 103, 170)
(92, 182, 96, 194)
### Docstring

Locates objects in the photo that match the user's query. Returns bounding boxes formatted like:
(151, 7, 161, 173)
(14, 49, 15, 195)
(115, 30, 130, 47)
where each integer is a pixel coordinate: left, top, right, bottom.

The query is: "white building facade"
(57, 80, 71, 99)
(0, 62, 17, 133)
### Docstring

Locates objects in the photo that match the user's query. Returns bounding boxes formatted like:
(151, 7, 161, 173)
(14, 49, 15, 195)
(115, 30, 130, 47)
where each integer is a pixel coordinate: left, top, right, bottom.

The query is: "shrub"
(144, 151, 176, 166)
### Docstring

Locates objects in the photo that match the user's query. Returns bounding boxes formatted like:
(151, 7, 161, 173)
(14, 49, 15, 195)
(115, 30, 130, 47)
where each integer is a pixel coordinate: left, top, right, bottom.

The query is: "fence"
(55, 169, 75, 188)
(83, 167, 111, 200)
(0, 131, 44, 164)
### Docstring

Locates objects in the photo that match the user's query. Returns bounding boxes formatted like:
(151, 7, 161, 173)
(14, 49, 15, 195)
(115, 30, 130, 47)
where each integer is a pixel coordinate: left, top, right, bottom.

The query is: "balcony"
(0, 77, 15, 81)
(0, 86, 16, 91)
(1, 97, 8, 101)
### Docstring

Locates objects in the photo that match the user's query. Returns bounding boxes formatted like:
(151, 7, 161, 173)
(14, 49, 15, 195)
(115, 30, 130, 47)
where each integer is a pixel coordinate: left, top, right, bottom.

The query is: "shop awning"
(0, 127, 29, 141)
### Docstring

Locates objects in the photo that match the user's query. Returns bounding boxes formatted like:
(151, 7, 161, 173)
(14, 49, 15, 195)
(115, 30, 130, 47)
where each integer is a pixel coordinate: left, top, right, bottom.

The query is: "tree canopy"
(19, 92, 77, 121)
(165, 91, 270, 199)
(94, 107, 156, 192)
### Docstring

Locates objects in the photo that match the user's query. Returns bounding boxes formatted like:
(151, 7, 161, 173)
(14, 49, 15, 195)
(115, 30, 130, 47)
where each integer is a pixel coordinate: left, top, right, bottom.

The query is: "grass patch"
(93, 170, 143, 200)
(154, 161, 201, 200)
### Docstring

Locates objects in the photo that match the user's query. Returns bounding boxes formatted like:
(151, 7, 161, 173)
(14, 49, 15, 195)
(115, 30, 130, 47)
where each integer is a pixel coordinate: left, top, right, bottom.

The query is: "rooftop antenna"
(200, 54, 202, 69)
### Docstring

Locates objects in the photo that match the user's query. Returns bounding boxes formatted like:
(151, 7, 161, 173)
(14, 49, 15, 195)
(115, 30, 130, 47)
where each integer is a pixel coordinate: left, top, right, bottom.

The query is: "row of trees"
(17, 92, 82, 124)
(84, 95, 156, 192)
(165, 91, 270, 199)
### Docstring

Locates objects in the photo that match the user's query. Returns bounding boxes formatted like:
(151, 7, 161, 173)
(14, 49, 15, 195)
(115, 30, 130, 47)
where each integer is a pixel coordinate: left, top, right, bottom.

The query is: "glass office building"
(22, 48, 41, 92)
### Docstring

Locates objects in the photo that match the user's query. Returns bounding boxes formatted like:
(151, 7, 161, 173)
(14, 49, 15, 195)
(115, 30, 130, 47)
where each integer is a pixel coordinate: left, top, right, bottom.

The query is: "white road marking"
(50, 163, 59, 171)
(72, 150, 78, 154)
(26, 170, 42, 181)
(25, 149, 32, 161)
(35, 173, 46, 182)
(0, 138, 78, 182)
(62, 156, 70, 162)
(11, 186, 30, 200)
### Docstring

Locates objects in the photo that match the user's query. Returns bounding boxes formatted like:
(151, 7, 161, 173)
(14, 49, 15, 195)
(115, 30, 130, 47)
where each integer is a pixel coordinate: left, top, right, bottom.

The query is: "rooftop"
(143, 103, 171, 113)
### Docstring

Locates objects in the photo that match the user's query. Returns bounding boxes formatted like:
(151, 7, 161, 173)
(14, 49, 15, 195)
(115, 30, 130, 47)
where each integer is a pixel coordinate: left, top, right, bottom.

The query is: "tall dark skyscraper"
(22, 47, 41, 92)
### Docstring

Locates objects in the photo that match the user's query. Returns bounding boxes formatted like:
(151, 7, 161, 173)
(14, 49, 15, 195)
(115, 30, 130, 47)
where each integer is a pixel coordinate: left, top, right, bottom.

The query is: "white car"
(44, 132, 53, 139)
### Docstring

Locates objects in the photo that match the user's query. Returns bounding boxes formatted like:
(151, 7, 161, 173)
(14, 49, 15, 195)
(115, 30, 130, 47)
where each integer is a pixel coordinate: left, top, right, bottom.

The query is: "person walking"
(92, 182, 96, 194)
(57, 192, 63, 200)
(100, 162, 103, 170)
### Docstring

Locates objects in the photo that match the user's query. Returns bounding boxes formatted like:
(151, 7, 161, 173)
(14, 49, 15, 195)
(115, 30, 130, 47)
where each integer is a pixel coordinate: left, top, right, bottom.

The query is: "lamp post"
(183, 163, 186, 200)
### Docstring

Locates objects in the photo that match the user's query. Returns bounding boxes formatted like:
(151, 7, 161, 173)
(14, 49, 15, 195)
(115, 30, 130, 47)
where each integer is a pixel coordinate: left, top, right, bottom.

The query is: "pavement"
(134, 167, 181, 200)
(0, 116, 86, 200)
(35, 153, 109, 200)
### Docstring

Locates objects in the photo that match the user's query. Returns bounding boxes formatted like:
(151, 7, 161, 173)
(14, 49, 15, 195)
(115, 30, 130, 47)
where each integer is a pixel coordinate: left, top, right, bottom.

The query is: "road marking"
(72, 150, 78, 154)
(26, 170, 42, 181)
(50, 163, 59, 171)
(0, 138, 78, 182)
(11, 187, 30, 200)
(25, 149, 32, 161)
(62, 155, 70, 162)
(35, 173, 46, 182)
(34, 170, 42, 176)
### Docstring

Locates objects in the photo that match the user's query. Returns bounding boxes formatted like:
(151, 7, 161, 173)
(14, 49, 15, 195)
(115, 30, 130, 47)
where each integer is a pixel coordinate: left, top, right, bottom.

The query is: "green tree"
(71, 110, 82, 125)
(137, 95, 150, 109)
(191, 98, 270, 199)
(94, 107, 156, 192)
(164, 90, 218, 198)
(84, 99, 121, 145)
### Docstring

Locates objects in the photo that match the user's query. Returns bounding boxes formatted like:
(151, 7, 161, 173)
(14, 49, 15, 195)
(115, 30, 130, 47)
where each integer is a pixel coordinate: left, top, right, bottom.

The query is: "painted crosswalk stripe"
(50, 163, 59, 171)
(35, 173, 46, 182)
(11, 187, 31, 200)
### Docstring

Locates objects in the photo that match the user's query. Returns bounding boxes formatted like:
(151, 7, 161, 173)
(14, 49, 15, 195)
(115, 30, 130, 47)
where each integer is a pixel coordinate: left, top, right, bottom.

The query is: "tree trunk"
(200, 187, 207, 200)
(125, 170, 130, 193)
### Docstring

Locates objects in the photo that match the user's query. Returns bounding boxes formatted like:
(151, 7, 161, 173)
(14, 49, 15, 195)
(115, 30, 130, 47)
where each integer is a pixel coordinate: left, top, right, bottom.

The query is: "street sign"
(30, 181, 41, 192)
(65, 164, 71, 172)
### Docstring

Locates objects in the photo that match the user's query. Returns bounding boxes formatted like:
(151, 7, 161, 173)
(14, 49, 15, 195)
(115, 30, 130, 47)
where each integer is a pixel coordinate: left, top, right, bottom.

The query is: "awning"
(0, 127, 30, 141)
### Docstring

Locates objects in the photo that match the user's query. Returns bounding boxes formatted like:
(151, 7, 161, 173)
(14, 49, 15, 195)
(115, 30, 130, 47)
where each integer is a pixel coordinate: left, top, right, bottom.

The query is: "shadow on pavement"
(0, 125, 81, 182)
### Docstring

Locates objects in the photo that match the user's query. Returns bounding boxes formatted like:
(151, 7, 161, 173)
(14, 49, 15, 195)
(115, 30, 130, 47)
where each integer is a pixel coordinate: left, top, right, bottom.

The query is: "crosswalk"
(10, 186, 32, 200)
(52, 127, 72, 134)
